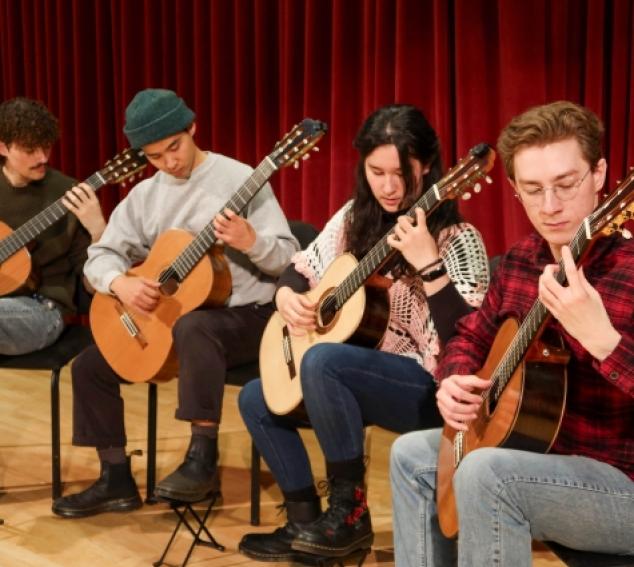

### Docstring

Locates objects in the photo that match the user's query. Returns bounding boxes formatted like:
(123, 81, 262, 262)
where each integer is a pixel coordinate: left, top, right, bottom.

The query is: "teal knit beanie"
(123, 88, 195, 148)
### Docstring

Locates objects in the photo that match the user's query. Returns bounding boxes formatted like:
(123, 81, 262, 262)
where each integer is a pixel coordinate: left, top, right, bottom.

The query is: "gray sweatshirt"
(84, 152, 299, 306)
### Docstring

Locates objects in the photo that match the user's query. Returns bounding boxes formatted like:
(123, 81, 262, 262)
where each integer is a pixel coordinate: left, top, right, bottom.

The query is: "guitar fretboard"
(329, 187, 442, 310)
(489, 222, 591, 401)
(163, 157, 277, 283)
(0, 171, 106, 262)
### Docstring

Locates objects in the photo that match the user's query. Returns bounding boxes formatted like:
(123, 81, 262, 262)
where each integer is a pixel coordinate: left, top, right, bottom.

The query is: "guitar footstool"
(153, 493, 224, 567)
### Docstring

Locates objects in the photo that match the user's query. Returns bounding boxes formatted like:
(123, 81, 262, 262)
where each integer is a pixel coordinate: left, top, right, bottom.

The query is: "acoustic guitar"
(90, 118, 327, 383)
(436, 170, 634, 538)
(260, 143, 495, 416)
(0, 148, 147, 296)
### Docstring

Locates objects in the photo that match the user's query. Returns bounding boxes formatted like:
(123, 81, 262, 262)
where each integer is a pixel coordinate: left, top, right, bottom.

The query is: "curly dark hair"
(345, 104, 461, 276)
(0, 97, 59, 165)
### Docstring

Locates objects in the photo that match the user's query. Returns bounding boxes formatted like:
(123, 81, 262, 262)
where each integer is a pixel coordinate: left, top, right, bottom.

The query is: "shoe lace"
(314, 477, 367, 529)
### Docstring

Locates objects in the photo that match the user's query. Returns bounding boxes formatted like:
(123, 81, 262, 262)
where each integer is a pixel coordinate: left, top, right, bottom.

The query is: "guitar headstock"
(100, 148, 148, 186)
(436, 143, 496, 201)
(269, 118, 328, 170)
(591, 167, 634, 239)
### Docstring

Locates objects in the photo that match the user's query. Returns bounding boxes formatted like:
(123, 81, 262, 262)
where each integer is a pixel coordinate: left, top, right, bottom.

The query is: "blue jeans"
(239, 342, 440, 493)
(390, 429, 634, 567)
(0, 296, 64, 355)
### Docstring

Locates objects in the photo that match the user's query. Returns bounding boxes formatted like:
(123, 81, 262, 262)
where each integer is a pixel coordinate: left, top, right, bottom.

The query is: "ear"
(188, 122, 197, 137)
(0, 141, 9, 158)
(591, 158, 607, 194)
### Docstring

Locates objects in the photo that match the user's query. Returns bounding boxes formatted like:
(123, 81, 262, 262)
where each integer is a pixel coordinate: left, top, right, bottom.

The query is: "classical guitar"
(260, 143, 495, 416)
(0, 149, 147, 296)
(436, 171, 634, 538)
(90, 118, 327, 383)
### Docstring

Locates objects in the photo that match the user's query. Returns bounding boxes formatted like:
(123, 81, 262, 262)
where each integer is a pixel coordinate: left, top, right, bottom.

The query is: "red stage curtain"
(1, 0, 633, 256)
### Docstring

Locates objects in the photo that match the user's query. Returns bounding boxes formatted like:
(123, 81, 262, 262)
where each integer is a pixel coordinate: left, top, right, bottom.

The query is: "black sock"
(283, 485, 319, 503)
(326, 455, 365, 484)
(191, 424, 219, 439)
(97, 446, 126, 465)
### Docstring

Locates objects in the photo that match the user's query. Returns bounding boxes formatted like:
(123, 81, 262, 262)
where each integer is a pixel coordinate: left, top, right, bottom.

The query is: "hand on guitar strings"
(386, 207, 441, 271)
(275, 286, 317, 336)
(538, 245, 621, 361)
(213, 208, 256, 252)
(62, 182, 107, 242)
(110, 275, 161, 316)
(436, 374, 492, 431)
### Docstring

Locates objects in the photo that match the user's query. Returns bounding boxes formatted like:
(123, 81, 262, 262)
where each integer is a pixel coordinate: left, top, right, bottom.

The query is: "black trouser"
(72, 303, 273, 448)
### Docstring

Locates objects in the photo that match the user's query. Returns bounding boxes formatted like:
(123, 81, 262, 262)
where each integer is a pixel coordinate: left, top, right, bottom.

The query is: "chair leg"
(146, 383, 158, 503)
(250, 441, 261, 526)
(50, 367, 62, 499)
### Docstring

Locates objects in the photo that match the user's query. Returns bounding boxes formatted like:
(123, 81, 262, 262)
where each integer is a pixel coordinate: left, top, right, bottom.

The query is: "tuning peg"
(622, 228, 632, 239)
(473, 182, 482, 193)
(293, 161, 300, 169)
(312, 146, 319, 152)
(302, 154, 310, 160)
(461, 192, 472, 200)
(485, 176, 493, 184)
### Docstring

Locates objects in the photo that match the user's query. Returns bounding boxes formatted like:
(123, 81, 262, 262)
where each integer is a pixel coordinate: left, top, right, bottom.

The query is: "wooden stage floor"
(0, 367, 564, 566)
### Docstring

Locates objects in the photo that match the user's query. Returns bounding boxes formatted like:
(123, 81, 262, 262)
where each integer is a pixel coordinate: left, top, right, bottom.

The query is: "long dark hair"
(345, 104, 462, 274)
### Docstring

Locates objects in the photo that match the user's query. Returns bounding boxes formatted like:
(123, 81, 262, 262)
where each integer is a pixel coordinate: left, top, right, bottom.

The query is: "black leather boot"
(292, 478, 373, 557)
(154, 434, 220, 502)
(52, 457, 142, 518)
(239, 498, 325, 564)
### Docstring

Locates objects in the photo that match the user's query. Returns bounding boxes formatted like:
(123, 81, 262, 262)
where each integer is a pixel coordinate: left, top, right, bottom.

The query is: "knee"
(172, 311, 202, 341)
(390, 430, 440, 491)
(300, 343, 343, 389)
(454, 447, 501, 502)
(238, 379, 267, 423)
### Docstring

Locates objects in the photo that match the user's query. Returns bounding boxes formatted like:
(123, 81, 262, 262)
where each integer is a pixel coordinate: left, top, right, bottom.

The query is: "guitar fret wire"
(0, 168, 110, 261)
(166, 160, 276, 280)
(485, 225, 588, 402)
(332, 170, 457, 308)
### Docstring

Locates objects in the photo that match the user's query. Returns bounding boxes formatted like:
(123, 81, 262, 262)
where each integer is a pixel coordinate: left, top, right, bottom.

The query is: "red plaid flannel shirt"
(436, 232, 634, 480)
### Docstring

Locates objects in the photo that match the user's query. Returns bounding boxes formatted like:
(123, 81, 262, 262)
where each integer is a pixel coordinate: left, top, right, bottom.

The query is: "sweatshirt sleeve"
(243, 184, 299, 276)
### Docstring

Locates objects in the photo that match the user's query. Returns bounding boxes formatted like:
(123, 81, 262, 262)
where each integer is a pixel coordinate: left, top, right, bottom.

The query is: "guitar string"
(320, 153, 486, 317)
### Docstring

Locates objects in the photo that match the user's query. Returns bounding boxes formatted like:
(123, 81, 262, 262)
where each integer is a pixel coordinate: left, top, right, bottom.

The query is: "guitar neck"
(0, 171, 106, 262)
(162, 157, 277, 283)
(490, 224, 592, 397)
(332, 184, 443, 308)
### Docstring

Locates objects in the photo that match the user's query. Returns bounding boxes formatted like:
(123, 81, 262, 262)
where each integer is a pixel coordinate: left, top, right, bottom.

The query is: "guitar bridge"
(282, 326, 296, 379)
(115, 302, 148, 348)
(453, 431, 464, 468)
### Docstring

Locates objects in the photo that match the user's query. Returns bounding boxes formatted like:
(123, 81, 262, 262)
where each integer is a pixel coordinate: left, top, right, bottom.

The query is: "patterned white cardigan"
(292, 201, 490, 375)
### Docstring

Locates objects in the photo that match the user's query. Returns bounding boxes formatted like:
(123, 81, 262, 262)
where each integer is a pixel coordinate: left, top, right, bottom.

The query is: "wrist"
(417, 258, 447, 282)
(589, 328, 621, 361)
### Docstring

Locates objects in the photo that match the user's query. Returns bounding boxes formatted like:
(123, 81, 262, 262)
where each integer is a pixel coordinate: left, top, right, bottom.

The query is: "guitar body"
(261, 253, 390, 415)
(437, 318, 568, 538)
(0, 221, 34, 296)
(90, 229, 232, 383)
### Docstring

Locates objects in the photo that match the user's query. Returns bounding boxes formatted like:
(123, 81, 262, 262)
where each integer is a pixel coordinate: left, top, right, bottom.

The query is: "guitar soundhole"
(159, 269, 180, 296)
(318, 293, 338, 328)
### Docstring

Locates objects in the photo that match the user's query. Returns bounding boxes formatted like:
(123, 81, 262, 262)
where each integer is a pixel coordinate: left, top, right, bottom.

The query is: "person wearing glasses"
(390, 100, 634, 566)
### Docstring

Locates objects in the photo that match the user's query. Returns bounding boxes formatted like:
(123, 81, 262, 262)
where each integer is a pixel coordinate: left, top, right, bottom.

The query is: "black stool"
(154, 493, 225, 567)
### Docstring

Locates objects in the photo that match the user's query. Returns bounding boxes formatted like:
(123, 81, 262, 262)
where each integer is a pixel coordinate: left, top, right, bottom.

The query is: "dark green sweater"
(0, 168, 90, 313)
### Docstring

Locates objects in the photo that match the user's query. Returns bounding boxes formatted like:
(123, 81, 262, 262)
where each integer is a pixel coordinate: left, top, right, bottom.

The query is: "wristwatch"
(418, 262, 447, 282)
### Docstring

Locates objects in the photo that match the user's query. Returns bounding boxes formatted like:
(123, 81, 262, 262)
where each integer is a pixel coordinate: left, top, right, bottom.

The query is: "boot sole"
(291, 532, 374, 558)
(238, 544, 333, 565)
(52, 495, 143, 519)
(154, 486, 221, 504)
